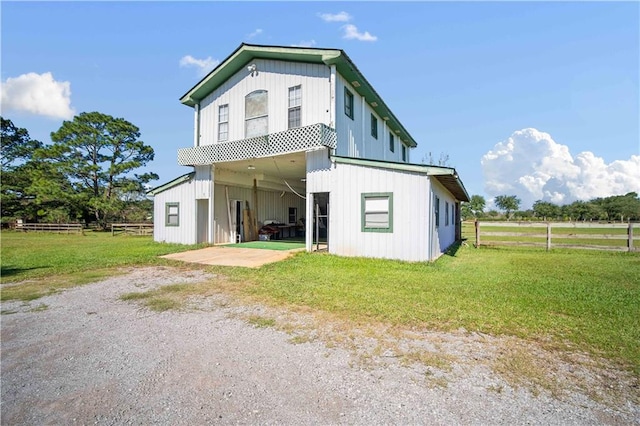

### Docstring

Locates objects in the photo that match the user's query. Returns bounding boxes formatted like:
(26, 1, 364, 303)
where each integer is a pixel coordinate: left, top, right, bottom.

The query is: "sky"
(2, 1, 639, 210)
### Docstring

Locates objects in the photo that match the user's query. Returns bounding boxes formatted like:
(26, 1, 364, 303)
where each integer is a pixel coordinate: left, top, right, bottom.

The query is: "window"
(288, 207, 297, 224)
(389, 133, 395, 153)
(361, 193, 393, 233)
(371, 114, 378, 139)
(445, 202, 450, 226)
(288, 85, 301, 129)
(434, 196, 440, 227)
(245, 90, 268, 138)
(165, 202, 179, 227)
(344, 87, 354, 120)
(402, 145, 407, 162)
(218, 104, 229, 142)
(452, 204, 456, 226)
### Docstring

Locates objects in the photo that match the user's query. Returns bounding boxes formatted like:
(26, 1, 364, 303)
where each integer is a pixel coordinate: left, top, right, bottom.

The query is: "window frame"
(371, 114, 378, 139)
(344, 87, 354, 120)
(402, 144, 407, 162)
(288, 85, 302, 129)
(445, 201, 450, 226)
(361, 192, 394, 233)
(389, 132, 395, 153)
(288, 207, 297, 224)
(434, 196, 440, 228)
(218, 104, 229, 142)
(245, 90, 268, 138)
(165, 202, 180, 227)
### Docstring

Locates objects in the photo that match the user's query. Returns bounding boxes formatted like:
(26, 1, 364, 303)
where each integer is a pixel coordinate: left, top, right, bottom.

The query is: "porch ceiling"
(215, 151, 307, 183)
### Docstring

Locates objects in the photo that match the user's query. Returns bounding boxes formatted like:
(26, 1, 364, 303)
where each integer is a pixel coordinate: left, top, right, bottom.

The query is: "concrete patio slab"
(160, 246, 304, 268)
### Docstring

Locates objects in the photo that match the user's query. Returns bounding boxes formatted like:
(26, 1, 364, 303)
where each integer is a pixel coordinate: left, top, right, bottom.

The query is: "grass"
(3, 231, 639, 375)
(0, 231, 204, 300)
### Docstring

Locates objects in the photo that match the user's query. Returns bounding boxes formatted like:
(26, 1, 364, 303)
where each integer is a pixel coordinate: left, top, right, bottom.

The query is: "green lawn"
(2, 231, 639, 374)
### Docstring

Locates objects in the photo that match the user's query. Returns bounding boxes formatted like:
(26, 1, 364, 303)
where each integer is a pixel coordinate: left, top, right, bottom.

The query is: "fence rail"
(111, 223, 154, 236)
(465, 221, 638, 252)
(16, 223, 84, 234)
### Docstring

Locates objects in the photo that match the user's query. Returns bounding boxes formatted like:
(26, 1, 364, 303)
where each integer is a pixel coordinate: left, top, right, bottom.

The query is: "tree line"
(462, 192, 640, 222)
(1, 114, 157, 229)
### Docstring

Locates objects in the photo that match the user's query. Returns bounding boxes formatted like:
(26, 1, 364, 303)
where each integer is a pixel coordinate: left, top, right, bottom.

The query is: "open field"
(2, 231, 639, 376)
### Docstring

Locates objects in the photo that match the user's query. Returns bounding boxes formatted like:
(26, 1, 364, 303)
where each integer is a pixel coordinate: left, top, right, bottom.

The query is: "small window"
(371, 114, 378, 139)
(344, 87, 354, 120)
(245, 90, 268, 138)
(218, 104, 229, 142)
(445, 202, 450, 226)
(452, 204, 455, 225)
(361, 193, 393, 233)
(288, 207, 297, 224)
(402, 145, 407, 162)
(165, 202, 179, 227)
(434, 196, 440, 227)
(288, 85, 301, 129)
(389, 133, 395, 153)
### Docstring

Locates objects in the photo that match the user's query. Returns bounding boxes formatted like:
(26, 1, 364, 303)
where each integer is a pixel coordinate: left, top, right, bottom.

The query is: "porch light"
(370, 102, 378, 107)
(248, 165, 255, 170)
(351, 81, 361, 88)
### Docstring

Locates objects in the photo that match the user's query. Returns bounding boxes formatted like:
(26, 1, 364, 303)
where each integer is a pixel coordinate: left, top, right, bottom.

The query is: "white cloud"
(291, 40, 317, 48)
(318, 11, 352, 22)
(342, 24, 377, 42)
(481, 128, 640, 208)
(246, 28, 263, 39)
(1, 72, 75, 119)
(179, 55, 220, 77)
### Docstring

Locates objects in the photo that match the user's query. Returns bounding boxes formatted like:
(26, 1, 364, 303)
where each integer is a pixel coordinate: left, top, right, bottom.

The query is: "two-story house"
(150, 43, 469, 261)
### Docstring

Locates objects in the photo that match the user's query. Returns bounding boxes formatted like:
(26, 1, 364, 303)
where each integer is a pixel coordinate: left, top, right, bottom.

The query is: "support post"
(546, 222, 551, 251)
(475, 220, 480, 248)
(629, 221, 634, 252)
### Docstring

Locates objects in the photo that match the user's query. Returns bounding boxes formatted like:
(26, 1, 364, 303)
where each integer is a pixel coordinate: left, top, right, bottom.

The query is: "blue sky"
(2, 1, 639, 209)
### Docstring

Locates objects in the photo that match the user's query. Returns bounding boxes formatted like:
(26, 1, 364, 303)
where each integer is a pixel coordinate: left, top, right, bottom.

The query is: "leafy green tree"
(461, 194, 486, 220)
(494, 195, 521, 220)
(532, 200, 560, 221)
(38, 112, 157, 228)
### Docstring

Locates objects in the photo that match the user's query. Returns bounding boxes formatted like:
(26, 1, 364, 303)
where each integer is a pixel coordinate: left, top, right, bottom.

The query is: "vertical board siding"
(194, 165, 212, 199)
(334, 75, 411, 164)
(153, 179, 196, 245)
(199, 60, 331, 146)
(430, 179, 457, 257)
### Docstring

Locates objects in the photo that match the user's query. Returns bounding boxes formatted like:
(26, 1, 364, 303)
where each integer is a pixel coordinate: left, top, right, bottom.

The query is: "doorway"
(312, 192, 329, 251)
(196, 199, 208, 244)
(230, 199, 243, 243)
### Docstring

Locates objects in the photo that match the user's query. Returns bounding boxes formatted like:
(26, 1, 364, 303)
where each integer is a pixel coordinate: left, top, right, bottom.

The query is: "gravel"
(1, 266, 638, 425)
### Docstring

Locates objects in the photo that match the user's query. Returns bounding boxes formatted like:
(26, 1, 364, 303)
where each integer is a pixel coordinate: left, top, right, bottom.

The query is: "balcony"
(178, 123, 337, 166)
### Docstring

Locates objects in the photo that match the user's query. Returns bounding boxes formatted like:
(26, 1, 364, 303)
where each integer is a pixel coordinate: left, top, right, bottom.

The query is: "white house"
(150, 43, 469, 261)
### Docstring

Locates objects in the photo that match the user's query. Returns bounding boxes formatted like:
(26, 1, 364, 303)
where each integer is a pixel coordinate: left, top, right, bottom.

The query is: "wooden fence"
(465, 221, 638, 252)
(111, 223, 154, 236)
(16, 223, 84, 234)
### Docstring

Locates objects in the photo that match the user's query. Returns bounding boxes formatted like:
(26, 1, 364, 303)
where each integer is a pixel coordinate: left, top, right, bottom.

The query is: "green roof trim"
(331, 156, 470, 202)
(180, 43, 417, 148)
(147, 172, 194, 196)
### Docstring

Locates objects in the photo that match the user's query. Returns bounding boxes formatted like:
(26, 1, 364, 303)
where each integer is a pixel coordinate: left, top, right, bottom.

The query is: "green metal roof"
(332, 156, 470, 202)
(180, 43, 417, 148)
(147, 172, 194, 196)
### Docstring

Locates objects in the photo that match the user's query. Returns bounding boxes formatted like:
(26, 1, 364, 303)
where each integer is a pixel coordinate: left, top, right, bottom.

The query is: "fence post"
(475, 220, 480, 248)
(629, 222, 634, 252)
(546, 222, 551, 251)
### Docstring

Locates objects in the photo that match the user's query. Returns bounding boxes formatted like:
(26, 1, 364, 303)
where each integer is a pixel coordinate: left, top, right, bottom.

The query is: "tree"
(461, 194, 486, 220)
(38, 112, 157, 227)
(494, 195, 521, 220)
(532, 200, 560, 221)
(1, 117, 47, 223)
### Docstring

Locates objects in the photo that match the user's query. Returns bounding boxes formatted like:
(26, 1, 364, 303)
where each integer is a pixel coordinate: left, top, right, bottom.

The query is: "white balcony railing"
(178, 123, 337, 166)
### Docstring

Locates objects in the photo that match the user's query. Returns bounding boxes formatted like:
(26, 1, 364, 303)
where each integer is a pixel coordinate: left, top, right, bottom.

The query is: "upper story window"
(344, 88, 354, 120)
(389, 132, 395, 153)
(288, 85, 301, 129)
(218, 104, 229, 142)
(245, 90, 268, 138)
(371, 114, 378, 139)
(402, 144, 407, 162)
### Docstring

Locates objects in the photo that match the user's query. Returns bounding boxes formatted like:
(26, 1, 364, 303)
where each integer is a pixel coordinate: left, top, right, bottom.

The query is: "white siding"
(334, 75, 412, 164)
(153, 178, 197, 245)
(198, 59, 331, 145)
(430, 179, 457, 257)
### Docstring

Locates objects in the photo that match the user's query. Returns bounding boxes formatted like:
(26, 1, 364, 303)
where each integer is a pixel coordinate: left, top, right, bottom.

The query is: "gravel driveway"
(1, 266, 638, 425)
